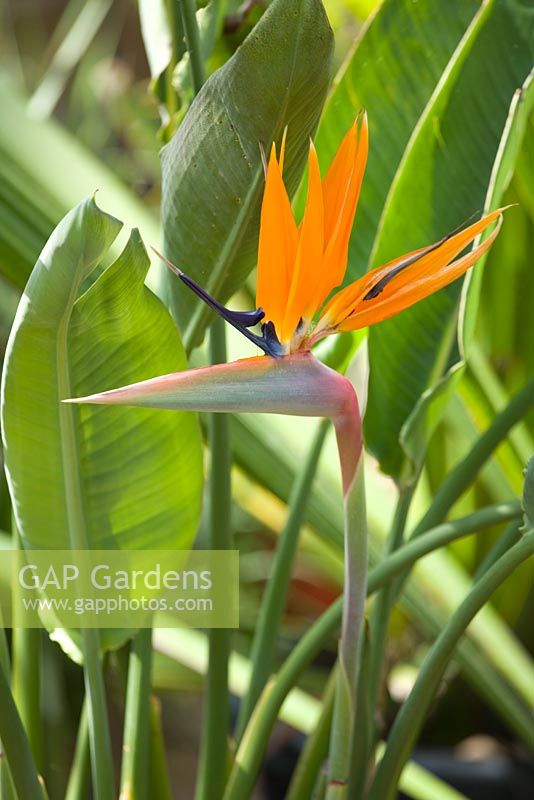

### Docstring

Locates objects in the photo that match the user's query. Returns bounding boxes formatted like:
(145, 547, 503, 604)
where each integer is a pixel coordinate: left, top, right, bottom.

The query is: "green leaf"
(161, 0, 334, 351)
(514, 108, 534, 221)
(399, 69, 534, 487)
(299, 0, 480, 272)
(460, 69, 534, 353)
(1, 197, 203, 655)
(364, 0, 534, 480)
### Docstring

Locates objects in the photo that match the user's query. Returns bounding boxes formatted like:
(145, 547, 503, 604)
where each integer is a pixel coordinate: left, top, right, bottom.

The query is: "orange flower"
(155, 112, 504, 357)
(256, 111, 503, 354)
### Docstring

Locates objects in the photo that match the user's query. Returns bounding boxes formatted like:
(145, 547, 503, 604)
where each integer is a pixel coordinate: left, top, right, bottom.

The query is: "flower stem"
(369, 529, 534, 800)
(65, 701, 90, 800)
(120, 629, 153, 800)
(326, 460, 367, 797)
(12, 524, 42, 769)
(0, 612, 15, 800)
(347, 622, 373, 799)
(287, 666, 337, 800)
(11, 626, 41, 768)
(163, 0, 183, 118)
(235, 419, 329, 741)
(473, 519, 521, 580)
(148, 697, 172, 800)
(82, 630, 114, 800)
(196, 317, 232, 800)
(366, 486, 414, 743)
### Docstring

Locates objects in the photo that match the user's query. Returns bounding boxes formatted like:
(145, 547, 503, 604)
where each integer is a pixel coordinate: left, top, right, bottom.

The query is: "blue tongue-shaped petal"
(152, 248, 285, 357)
(177, 270, 265, 328)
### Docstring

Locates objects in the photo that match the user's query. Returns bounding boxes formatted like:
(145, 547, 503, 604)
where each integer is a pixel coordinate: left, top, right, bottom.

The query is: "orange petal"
(281, 142, 324, 342)
(322, 117, 358, 242)
(338, 213, 503, 331)
(320, 209, 505, 330)
(256, 143, 298, 333)
(318, 242, 433, 329)
(318, 112, 369, 301)
(371, 208, 504, 300)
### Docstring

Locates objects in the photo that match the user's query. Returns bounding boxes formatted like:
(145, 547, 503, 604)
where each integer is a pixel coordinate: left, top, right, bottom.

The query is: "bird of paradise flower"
(67, 112, 504, 795)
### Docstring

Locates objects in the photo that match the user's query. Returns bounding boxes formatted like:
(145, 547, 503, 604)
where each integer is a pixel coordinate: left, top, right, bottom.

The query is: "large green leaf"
(161, 0, 334, 351)
(462, 70, 534, 351)
(1, 197, 202, 653)
(364, 0, 534, 480)
(436, 73, 534, 489)
(298, 0, 480, 273)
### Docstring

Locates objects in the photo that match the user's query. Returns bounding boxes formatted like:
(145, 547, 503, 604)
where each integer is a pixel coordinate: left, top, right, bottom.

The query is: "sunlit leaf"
(1, 197, 203, 657)
(299, 0, 480, 272)
(365, 1, 534, 480)
(161, 0, 334, 351)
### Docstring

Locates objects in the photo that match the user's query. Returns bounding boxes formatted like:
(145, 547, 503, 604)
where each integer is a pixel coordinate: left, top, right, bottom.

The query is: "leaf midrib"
(56, 265, 91, 551)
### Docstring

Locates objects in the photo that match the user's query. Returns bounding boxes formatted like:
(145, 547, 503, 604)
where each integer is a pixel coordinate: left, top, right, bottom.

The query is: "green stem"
(12, 525, 42, 768)
(287, 668, 337, 800)
(148, 697, 172, 800)
(235, 420, 329, 741)
(0, 657, 43, 800)
(0, 613, 15, 800)
(473, 519, 521, 580)
(368, 502, 521, 588)
(11, 626, 41, 767)
(222, 501, 522, 799)
(223, 596, 341, 799)
(326, 461, 367, 796)
(65, 701, 91, 800)
(366, 487, 414, 743)
(0, 617, 9, 678)
(163, 0, 182, 118)
(347, 623, 373, 799)
(369, 530, 534, 800)
(178, 0, 205, 94)
(413, 377, 534, 538)
(196, 317, 232, 800)
(120, 629, 153, 800)
(81, 630, 113, 800)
